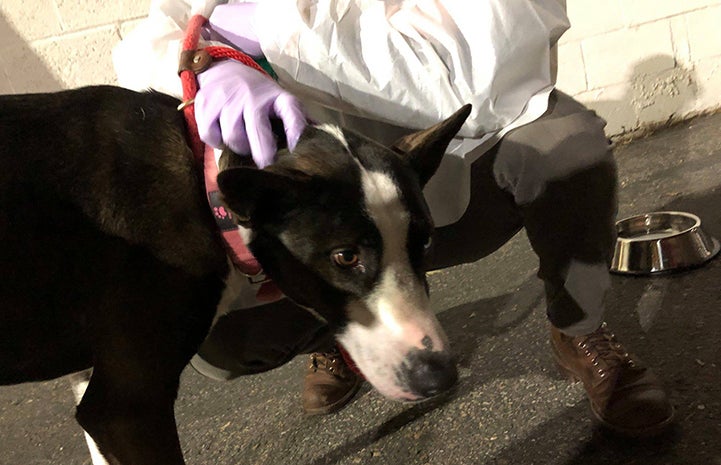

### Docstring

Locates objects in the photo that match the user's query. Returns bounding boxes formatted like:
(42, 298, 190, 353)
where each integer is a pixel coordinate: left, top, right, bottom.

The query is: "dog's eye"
(331, 248, 360, 268)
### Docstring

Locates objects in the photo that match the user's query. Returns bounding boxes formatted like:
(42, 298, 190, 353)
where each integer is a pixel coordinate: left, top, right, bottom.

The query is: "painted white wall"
(0, 1, 149, 93)
(557, 0, 721, 137)
(1, 0, 720, 138)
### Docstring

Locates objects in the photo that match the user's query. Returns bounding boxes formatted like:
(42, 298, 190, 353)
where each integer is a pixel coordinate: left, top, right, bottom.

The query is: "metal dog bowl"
(610, 211, 720, 275)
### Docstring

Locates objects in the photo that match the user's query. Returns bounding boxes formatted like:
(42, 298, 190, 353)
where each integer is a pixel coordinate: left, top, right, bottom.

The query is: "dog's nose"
(406, 349, 458, 398)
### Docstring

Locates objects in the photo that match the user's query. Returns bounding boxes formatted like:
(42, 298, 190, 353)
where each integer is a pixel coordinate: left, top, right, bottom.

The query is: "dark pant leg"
(193, 299, 335, 380)
(425, 144, 525, 271)
(493, 91, 617, 335)
(428, 91, 617, 336)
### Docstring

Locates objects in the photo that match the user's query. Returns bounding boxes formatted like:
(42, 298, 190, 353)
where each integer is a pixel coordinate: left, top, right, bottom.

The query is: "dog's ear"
(391, 104, 472, 186)
(217, 168, 309, 227)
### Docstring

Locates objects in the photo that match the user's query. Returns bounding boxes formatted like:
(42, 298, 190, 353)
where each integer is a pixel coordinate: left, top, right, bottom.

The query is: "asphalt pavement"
(1, 112, 720, 465)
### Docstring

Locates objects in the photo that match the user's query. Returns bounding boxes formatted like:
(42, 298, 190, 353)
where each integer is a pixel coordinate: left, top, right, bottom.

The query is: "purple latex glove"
(196, 2, 307, 167)
(195, 60, 307, 168)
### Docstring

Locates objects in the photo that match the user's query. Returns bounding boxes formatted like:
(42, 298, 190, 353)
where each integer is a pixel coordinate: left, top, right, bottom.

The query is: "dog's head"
(217, 105, 471, 401)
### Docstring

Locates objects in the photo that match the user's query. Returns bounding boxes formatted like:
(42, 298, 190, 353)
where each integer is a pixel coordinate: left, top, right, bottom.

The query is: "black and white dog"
(0, 86, 470, 465)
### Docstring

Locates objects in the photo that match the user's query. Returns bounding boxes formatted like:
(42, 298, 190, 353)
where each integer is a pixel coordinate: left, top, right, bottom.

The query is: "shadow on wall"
(0, 14, 62, 94)
(587, 54, 700, 140)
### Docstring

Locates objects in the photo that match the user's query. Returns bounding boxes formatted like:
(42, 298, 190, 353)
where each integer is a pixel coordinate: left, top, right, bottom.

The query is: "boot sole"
(553, 357, 675, 438)
(303, 377, 364, 416)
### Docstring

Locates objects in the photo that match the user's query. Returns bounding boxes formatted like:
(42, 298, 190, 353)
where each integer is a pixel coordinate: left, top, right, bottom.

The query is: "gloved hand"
(195, 59, 307, 168)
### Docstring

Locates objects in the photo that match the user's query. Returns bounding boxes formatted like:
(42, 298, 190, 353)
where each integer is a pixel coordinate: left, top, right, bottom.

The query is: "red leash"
(179, 14, 281, 302)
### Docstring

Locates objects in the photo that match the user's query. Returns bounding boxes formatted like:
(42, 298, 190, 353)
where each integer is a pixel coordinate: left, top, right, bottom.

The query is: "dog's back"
(0, 86, 227, 384)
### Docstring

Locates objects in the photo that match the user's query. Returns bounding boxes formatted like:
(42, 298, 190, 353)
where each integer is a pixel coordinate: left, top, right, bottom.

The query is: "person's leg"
(489, 90, 673, 436)
(492, 90, 617, 334)
(192, 299, 335, 379)
(191, 298, 363, 415)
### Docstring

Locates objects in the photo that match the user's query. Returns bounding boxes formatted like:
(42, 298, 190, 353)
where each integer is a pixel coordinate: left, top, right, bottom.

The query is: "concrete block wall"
(557, 0, 721, 137)
(1, 0, 720, 139)
(0, 0, 150, 94)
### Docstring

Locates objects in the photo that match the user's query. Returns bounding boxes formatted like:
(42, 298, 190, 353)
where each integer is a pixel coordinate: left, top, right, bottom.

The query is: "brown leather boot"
(550, 322, 674, 437)
(302, 347, 363, 415)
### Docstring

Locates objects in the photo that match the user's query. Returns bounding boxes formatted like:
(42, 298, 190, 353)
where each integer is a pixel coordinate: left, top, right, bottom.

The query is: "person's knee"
(493, 104, 614, 206)
(194, 302, 334, 378)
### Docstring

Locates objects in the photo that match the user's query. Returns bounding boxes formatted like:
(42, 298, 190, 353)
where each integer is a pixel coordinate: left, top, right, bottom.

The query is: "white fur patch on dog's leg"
(68, 369, 109, 465)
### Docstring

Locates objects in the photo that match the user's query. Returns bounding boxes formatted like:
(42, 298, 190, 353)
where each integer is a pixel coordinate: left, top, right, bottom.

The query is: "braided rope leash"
(179, 14, 281, 302)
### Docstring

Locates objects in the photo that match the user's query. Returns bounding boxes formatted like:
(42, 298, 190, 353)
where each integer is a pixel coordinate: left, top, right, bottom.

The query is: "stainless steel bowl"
(610, 211, 720, 275)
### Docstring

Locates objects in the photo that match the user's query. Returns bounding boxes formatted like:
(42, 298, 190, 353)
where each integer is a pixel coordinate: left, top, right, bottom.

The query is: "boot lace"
(309, 349, 345, 376)
(577, 322, 635, 380)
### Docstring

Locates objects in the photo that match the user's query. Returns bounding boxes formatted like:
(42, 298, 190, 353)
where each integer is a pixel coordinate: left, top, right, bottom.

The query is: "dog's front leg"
(69, 369, 109, 465)
(74, 364, 186, 465)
